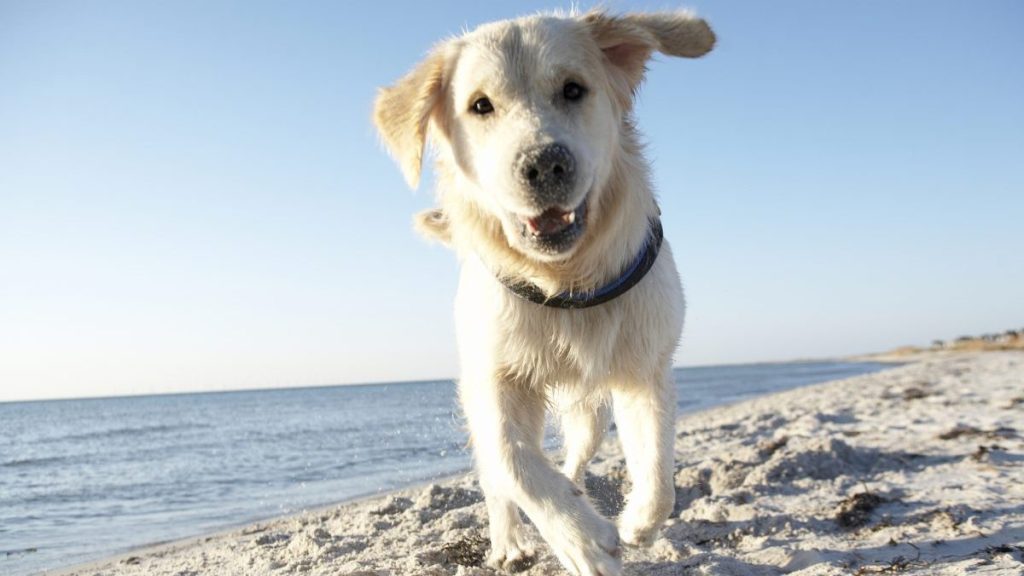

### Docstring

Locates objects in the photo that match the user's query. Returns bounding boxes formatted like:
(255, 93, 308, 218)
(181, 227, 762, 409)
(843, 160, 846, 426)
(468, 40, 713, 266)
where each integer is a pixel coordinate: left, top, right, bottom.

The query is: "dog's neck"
(499, 218, 663, 308)
(442, 126, 660, 298)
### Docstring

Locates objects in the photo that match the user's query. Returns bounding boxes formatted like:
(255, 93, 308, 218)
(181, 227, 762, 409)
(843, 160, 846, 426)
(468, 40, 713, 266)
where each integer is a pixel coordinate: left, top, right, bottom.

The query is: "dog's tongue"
(527, 208, 574, 236)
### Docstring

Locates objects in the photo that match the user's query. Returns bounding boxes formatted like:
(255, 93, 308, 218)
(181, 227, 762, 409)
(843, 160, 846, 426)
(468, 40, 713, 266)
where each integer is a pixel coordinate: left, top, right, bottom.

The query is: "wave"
(2, 455, 67, 469)
(36, 423, 212, 445)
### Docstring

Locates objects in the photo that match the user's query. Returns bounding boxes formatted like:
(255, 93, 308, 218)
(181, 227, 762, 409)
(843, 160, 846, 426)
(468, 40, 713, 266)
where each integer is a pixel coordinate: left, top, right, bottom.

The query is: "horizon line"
(0, 353, 883, 406)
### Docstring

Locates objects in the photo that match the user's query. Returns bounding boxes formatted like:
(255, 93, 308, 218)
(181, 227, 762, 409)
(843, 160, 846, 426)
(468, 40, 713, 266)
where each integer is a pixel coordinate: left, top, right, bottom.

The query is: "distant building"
(997, 331, 1019, 344)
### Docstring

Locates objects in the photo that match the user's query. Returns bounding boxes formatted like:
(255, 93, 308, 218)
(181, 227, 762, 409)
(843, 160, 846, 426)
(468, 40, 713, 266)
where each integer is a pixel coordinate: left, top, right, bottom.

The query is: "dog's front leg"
(611, 371, 677, 547)
(479, 461, 534, 569)
(462, 380, 621, 576)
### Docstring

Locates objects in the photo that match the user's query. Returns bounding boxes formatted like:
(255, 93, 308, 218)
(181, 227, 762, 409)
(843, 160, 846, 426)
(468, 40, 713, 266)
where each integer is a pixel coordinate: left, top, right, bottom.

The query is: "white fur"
(374, 10, 714, 576)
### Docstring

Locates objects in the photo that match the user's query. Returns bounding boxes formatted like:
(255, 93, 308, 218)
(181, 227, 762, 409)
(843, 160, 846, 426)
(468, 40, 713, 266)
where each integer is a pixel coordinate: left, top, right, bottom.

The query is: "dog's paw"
(618, 522, 658, 548)
(486, 539, 535, 572)
(547, 514, 621, 576)
(617, 483, 674, 548)
(617, 508, 663, 548)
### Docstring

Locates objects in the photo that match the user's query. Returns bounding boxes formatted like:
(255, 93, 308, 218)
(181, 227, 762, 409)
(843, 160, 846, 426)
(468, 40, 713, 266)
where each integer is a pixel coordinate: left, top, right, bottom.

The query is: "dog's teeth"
(565, 211, 575, 224)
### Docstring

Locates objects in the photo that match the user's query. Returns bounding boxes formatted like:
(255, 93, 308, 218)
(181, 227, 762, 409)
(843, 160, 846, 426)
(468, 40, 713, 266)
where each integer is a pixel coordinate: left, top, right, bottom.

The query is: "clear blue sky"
(2, 1, 1022, 402)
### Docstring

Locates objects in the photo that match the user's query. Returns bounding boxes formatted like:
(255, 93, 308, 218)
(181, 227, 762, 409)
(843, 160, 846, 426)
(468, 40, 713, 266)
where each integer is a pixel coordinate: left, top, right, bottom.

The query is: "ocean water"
(1, 360, 890, 575)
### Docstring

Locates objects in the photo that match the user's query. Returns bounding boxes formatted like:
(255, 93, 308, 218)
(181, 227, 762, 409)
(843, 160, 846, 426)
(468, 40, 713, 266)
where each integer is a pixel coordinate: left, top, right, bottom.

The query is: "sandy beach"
(55, 351, 1024, 575)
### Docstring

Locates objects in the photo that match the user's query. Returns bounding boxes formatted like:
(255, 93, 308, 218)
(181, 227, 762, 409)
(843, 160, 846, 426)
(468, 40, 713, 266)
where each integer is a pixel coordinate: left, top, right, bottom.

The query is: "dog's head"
(375, 11, 714, 261)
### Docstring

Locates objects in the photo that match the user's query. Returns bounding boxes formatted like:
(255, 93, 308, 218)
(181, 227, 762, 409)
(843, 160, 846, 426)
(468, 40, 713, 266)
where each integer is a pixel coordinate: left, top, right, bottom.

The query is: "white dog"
(374, 10, 714, 576)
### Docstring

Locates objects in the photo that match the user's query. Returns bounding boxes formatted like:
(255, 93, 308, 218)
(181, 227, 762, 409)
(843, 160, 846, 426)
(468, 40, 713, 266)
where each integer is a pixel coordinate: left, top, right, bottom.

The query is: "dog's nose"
(515, 143, 576, 201)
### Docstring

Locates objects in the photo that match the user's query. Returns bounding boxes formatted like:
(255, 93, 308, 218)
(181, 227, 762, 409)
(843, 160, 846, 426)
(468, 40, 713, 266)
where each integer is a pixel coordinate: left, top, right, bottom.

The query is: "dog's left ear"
(582, 11, 715, 107)
(374, 46, 452, 189)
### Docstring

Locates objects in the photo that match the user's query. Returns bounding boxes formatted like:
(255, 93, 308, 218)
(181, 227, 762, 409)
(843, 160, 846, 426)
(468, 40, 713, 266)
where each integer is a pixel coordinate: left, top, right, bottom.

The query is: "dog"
(374, 10, 714, 576)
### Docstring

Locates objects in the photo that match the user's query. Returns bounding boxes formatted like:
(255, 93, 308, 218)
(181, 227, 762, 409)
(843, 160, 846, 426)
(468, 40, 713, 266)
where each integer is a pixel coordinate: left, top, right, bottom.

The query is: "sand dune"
(57, 352, 1024, 575)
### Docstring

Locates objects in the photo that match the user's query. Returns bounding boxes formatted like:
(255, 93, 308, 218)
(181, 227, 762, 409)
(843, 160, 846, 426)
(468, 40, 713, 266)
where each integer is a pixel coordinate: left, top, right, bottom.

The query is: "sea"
(1, 360, 891, 575)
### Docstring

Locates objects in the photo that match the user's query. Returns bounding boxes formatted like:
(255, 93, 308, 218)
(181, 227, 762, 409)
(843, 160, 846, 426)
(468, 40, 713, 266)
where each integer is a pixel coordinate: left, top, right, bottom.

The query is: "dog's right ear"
(373, 46, 452, 189)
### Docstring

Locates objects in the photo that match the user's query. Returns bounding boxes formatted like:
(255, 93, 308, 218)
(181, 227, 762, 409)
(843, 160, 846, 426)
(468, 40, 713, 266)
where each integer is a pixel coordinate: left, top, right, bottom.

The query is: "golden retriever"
(373, 9, 714, 576)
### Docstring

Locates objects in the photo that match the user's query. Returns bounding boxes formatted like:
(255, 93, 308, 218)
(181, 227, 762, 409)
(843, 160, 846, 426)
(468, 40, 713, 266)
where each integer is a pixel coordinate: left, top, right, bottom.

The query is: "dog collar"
(499, 219, 664, 309)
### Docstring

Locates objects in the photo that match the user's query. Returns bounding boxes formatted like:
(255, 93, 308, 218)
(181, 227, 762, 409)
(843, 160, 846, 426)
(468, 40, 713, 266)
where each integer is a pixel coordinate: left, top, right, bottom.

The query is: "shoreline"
(47, 470, 474, 576)
(51, 351, 1024, 575)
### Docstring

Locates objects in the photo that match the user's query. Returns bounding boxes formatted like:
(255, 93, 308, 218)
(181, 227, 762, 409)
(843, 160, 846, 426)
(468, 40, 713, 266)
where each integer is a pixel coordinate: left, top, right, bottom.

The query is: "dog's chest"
(455, 254, 681, 389)
(509, 304, 623, 382)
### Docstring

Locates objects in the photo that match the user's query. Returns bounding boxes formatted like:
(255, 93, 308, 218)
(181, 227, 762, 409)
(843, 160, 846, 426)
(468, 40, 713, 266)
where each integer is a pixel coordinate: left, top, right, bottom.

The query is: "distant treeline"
(930, 328, 1024, 352)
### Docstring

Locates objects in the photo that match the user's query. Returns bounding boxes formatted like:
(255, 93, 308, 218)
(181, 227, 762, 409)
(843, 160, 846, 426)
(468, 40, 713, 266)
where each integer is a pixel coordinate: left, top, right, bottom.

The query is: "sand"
(55, 351, 1024, 575)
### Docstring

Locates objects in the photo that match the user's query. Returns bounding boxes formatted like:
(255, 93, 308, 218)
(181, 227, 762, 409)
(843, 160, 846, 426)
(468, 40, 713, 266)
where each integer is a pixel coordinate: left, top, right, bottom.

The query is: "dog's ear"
(413, 208, 451, 246)
(374, 46, 452, 189)
(582, 11, 714, 107)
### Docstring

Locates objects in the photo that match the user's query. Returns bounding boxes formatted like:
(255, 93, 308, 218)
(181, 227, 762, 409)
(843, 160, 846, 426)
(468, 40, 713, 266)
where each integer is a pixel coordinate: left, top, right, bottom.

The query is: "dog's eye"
(563, 82, 586, 102)
(470, 97, 494, 115)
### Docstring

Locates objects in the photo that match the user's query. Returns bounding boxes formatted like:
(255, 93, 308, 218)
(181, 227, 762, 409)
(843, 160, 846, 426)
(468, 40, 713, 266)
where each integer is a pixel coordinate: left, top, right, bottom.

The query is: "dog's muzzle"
(515, 143, 576, 205)
(510, 143, 588, 255)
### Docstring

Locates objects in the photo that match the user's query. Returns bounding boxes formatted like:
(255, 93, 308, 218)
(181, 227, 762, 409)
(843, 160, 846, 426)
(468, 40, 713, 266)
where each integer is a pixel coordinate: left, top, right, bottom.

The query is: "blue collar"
(499, 219, 663, 309)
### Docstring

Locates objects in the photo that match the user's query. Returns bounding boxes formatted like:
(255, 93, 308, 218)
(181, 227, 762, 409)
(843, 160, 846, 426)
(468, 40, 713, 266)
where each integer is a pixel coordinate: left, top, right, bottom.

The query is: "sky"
(1, 1, 1022, 402)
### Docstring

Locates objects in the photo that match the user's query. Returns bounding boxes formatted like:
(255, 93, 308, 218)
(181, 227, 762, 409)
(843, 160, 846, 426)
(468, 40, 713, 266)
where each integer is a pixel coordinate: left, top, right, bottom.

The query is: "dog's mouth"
(515, 195, 589, 254)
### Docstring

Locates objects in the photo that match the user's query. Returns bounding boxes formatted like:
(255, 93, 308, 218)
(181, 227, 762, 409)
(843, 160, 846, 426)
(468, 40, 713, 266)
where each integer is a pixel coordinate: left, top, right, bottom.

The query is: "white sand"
(57, 352, 1024, 575)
